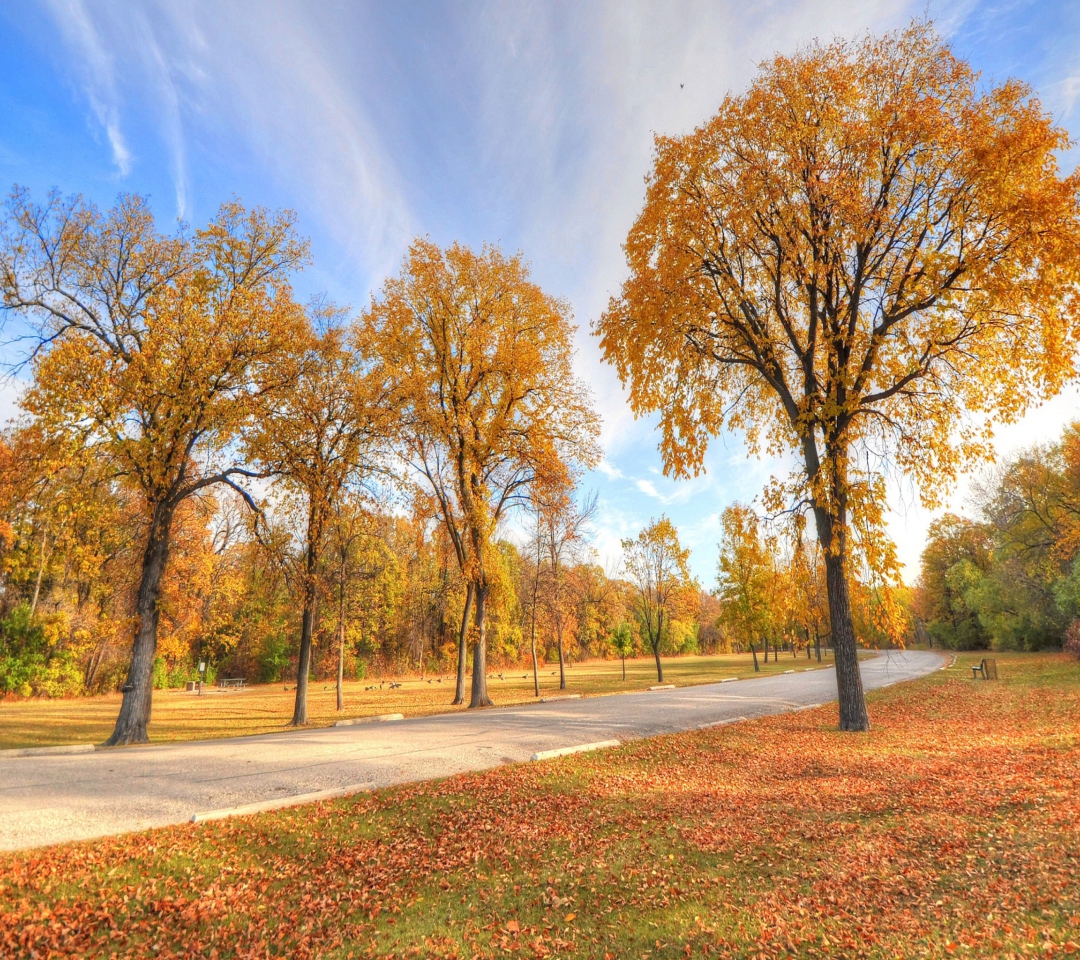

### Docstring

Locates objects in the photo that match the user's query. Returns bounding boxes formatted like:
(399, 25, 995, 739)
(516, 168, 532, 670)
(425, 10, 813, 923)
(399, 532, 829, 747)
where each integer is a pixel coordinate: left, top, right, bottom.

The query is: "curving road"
(0, 650, 945, 851)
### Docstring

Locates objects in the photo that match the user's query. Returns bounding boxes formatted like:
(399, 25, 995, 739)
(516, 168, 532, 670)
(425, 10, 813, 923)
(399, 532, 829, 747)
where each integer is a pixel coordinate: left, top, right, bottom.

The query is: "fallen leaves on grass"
(1, 655, 1078, 958)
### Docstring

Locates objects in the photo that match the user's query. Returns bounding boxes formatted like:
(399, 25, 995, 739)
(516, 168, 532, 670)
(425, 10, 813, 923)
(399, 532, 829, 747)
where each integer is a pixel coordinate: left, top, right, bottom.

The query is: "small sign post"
(198, 661, 206, 696)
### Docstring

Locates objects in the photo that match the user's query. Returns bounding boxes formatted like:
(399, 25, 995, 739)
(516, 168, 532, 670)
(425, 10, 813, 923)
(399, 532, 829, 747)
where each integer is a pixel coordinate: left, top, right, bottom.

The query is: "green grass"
(0, 648, 846, 749)
(3, 651, 1077, 958)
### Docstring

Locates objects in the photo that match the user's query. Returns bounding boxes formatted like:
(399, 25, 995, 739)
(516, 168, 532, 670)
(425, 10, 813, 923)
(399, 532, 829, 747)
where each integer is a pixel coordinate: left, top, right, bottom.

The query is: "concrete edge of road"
(531, 739, 621, 762)
(539, 694, 581, 703)
(0, 743, 97, 759)
(648, 684, 676, 691)
(333, 713, 404, 727)
(697, 716, 747, 730)
(191, 781, 375, 823)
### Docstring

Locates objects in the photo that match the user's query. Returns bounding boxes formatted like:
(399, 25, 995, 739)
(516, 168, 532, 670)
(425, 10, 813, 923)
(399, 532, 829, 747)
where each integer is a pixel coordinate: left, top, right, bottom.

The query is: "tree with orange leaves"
(597, 22, 1080, 730)
(1, 191, 308, 743)
(622, 516, 693, 683)
(247, 324, 392, 725)
(362, 240, 599, 708)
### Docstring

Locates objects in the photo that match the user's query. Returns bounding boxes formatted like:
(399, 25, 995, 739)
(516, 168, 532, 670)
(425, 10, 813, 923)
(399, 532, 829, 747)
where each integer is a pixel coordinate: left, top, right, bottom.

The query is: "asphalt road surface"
(0, 650, 945, 850)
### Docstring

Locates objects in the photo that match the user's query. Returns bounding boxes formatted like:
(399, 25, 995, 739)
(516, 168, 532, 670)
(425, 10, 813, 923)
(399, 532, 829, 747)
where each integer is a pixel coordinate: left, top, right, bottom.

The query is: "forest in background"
(916, 420, 1080, 657)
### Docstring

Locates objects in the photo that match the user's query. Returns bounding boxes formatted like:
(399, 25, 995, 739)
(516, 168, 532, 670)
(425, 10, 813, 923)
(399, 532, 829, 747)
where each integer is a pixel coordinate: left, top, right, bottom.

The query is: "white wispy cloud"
(44, 0, 132, 175)
(43, 1, 414, 271)
(635, 478, 660, 499)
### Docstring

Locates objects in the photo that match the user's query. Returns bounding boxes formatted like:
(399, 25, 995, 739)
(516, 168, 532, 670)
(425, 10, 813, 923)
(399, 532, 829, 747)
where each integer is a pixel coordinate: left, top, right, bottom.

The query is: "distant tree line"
(916, 422, 1080, 654)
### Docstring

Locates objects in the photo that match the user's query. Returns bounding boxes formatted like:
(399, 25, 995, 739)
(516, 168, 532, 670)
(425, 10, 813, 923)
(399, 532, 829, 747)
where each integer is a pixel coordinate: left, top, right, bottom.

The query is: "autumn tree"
(622, 516, 693, 682)
(362, 240, 599, 708)
(1, 191, 307, 743)
(248, 325, 390, 725)
(596, 22, 1080, 729)
(324, 499, 399, 710)
(540, 490, 597, 690)
(715, 504, 774, 670)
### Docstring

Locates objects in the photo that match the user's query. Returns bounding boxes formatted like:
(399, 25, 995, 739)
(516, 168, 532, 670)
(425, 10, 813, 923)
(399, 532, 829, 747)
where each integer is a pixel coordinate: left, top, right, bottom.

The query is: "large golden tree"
(597, 23, 1080, 729)
(1, 191, 307, 743)
(362, 240, 599, 708)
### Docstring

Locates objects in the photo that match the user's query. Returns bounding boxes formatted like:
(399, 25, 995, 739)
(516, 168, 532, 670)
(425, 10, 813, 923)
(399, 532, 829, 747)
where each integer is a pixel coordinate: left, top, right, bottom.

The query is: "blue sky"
(2, 0, 1079, 584)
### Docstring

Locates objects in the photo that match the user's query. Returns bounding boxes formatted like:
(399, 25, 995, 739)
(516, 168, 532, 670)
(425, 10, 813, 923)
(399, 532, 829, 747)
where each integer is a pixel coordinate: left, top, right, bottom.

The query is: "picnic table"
(217, 678, 247, 689)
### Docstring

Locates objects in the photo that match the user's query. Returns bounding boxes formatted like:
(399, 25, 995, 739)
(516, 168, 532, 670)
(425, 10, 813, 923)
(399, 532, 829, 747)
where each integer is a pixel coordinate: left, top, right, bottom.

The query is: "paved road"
(0, 650, 944, 850)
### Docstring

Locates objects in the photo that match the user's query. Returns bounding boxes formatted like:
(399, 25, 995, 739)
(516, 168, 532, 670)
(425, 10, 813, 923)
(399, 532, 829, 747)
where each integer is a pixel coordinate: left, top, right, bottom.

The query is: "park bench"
(218, 677, 247, 689)
(971, 658, 998, 681)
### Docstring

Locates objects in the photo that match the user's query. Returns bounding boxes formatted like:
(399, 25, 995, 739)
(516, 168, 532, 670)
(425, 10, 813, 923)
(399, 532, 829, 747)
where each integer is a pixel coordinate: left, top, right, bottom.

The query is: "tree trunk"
(469, 583, 493, 708)
(30, 529, 48, 617)
(336, 618, 345, 712)
(652, 640, 663, 682)
(814, 628, 822, 662)
(528, 591, 540, 698)
(557, 619, 567, 691)
(824, 550, 870, 731)
(751, 643, 759, 672)
(292, 599, 315, 725)
(453, 583, 474, 705)
(105, 500, 174, 746)
(764, 637, 770, 664)
(292, 512, 320, 727)
(621, 655, 626, 681)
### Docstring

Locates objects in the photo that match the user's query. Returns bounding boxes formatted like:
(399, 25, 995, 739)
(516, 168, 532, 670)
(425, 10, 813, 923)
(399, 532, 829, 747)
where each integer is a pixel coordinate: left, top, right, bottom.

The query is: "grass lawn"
(0, 649, 841, 749)
(2, 651, 1077, 958)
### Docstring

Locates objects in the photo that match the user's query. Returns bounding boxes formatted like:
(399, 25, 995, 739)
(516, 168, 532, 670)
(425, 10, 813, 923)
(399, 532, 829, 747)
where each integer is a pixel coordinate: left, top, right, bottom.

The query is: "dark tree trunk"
(824, 550, 870, 731)
(793, 643, 797, 659)
(764, 637, 770, 663)
(469, 583, 493, 708)
(751, 644, 759, 672)
(105, 500, 175, 746)
(292, 599, 316, 725)
(652, 640, 663, 682)
(621, 655, 626, 681)
(453, 583, 474, 705)
(815, 629, 822, 662)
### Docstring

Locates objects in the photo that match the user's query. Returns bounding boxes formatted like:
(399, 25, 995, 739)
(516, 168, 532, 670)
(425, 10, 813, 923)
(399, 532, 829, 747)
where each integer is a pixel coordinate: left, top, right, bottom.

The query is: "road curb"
(191, 782, 374, 823)
(539, 694, 581, 703)
(648, 684, 675, 691)
(333, 713, 404, 727)
(697, 716, 746, 730)
(0, 743, 96, 759)
(531, 739, 620, 762)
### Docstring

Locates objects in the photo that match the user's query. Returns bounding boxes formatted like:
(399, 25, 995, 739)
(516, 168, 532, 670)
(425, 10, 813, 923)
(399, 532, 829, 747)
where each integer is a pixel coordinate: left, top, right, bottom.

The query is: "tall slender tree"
(597, 23, 1080, 729)
(622, 516, 692, 683)
(540, 490, 597, 690)
(248, 325, 391, 725)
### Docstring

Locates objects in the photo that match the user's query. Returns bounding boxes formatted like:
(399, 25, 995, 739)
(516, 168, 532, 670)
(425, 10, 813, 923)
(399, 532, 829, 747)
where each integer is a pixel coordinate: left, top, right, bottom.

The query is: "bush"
(1065, 620, 1080, 661)
(258, 631, 291, 683)
(0, 604, 84, 697)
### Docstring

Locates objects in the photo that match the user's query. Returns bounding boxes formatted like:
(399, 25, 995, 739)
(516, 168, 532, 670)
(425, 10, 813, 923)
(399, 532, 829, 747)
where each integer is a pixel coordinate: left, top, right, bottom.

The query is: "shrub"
(1064, 620, 1080, 661)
